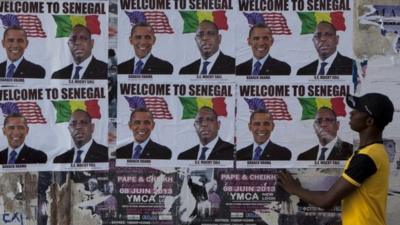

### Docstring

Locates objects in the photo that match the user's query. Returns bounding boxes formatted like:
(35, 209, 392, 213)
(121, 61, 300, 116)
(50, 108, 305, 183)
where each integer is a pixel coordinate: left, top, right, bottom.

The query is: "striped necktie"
(134, 60, 144, 74)
(132, 145, 142, 159)
(8, 151, 17, 164)
(253, 146, 262, 160)
(252, 61, 261, 75)
(6, 63, 15, 78)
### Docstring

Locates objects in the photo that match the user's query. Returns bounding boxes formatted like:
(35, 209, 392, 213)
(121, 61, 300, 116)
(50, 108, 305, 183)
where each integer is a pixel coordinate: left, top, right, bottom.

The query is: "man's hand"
(277, 170, 302, 195)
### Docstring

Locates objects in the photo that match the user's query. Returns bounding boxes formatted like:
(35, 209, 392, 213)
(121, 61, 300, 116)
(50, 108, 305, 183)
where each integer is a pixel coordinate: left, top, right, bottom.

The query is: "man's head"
(313, 107, 339, 145)
(312, 22, 339, 61)
(195, 20, 221, 59)
(2, 26, 28, 62)
(248, 24, 274, 60)
(68, 110, 94, 148)
(2, 113, 29, 149)
(88, 178, 98, 192)
(248, 109, 275, 145)
(194, 106, 220, 145)
(205, 179, 218, 193)
(106, 180, 114, 194)
(129, 22, 156, 59)
(346, 93, 394, 132)
(68, 25, 94, 64)
(129, 107, 155, 143)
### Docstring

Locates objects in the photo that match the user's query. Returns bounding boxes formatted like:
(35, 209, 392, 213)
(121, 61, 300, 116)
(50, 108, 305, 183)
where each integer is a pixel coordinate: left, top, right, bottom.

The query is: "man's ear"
(366, 117, 374, 126)
(90, 123, 95, 134)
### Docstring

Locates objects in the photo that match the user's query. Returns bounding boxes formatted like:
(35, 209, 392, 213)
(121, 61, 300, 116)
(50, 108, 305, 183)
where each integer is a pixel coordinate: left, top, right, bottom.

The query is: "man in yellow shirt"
(278, 93, 394, 225)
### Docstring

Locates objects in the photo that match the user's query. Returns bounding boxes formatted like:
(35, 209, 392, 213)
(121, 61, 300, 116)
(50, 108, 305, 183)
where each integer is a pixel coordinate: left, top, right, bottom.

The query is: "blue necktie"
(199, 147, 208, 160)
(73, 66, 82, 79)
(6, 63, 15, 78)
(200, 61, 210, 75)
(75, 150, 83, 163)
(318, 62, 328, 75)
(318, 147, 328, 160)
(132, 145, 142, 159)
(253, 146, 262, 160)
(252, 61, 261, 75)
(8, 151, 17, 164)
(133, 60, 144, 74)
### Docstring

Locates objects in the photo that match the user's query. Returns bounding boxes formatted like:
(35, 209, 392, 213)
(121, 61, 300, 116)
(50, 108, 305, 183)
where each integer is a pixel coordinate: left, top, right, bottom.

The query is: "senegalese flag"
(179, 11, 228, 33)
(53, 15, 101, 38)
(179, 97, 227, 119)
(298, 97, 346, 120)
(297, 11, 345, 34)
(52, 99, 101, 123)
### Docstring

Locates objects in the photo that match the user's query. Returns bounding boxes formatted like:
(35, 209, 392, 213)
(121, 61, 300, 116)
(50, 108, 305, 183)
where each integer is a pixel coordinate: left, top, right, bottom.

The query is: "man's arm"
(277, 170, 357, 209)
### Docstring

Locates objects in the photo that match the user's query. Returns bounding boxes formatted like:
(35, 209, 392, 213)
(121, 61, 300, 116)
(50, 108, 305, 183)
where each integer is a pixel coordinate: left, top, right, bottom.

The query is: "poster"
(0, 84, 109, 171)
(116, 79, 235, 168)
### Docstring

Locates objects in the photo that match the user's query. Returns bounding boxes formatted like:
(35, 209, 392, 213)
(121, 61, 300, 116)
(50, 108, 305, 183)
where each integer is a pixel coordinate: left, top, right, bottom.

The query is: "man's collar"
(201, 50, 220, 63)
(7, 57, 24, 69)
(134, 137, 151, 149)
(319, 51, 338, 64)
(74, 139, 93, 152)
(200, 136, 219, 150)
(8, 143, 25, 156)
(135, 53, 151, 65)
(253, 139, 270, 151)
(318, 136, 338, 150)
(252, 54, 270, 67)
(74, 55, 93, 67)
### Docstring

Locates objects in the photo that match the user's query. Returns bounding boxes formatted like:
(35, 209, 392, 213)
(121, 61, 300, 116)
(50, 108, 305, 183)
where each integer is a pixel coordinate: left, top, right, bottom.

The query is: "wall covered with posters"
(0, 0, 399, 224)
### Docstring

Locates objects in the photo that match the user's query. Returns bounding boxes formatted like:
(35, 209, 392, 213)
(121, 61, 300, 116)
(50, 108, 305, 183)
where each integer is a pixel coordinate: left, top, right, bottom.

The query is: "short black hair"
(316, 21, 337, 33)
(249, 108, 273, 123)
(130, 107, 154, 122)
(315, 107, 337, 120)
(3, 26, 27, 40)
(248, 23, 272, 38)
(197, 106, 218, 119)
(197, 20, 219, 33)
(71, 109, 92, 121)
(3, 113, 27, 127)
(71, 24, 92, 37)
(130, 22, 155, 36)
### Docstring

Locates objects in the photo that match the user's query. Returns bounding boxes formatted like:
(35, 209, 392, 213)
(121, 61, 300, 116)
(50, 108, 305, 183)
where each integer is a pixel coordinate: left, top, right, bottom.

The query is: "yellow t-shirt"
(341, 142, 389, 225)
